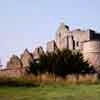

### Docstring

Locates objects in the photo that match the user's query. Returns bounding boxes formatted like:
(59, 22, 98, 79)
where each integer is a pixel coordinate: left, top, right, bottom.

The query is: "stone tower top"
(57, 22, 69, 33)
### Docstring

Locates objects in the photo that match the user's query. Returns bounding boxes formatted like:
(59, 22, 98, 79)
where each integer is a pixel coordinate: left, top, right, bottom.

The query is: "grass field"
(0, 84, 100, 100)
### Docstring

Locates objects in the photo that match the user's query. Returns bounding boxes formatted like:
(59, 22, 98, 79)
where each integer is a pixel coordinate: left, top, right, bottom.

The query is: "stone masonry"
(47, 22, 100, 67)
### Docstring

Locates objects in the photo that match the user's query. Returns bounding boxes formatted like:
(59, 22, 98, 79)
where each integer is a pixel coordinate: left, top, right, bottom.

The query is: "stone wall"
(72, 30, 90, 50)
(33, 46, 44, 59)
(47, 40, 57, 52)
(0, 67, 26, 78)
(47, 23, 100, 67)
(20, 49, 33, 67)
(83, 40, 100, 67)
(55, 23, 90, 51)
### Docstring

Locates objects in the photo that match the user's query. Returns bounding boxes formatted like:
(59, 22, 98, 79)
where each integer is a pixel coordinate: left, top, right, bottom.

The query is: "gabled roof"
(21, 48, 33, 58)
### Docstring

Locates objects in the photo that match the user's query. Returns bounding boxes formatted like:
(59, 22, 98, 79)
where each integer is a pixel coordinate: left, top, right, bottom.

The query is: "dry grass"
(31, 74, 98, 85)
(0, 73, 98, 86)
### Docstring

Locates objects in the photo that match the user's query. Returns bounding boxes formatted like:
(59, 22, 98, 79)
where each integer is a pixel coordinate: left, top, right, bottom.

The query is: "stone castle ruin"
(0, 47, 44, 77)
(47, 22, 100, 67)
(1, 22, 100, 76)
(1, 22, 100, 78)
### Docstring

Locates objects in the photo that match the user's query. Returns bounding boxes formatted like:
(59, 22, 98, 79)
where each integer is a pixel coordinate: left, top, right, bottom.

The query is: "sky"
(0, 0, 100, 65)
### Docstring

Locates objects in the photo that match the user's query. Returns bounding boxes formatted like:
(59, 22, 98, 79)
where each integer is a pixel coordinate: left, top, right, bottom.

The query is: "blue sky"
(0, 0, 100, 65)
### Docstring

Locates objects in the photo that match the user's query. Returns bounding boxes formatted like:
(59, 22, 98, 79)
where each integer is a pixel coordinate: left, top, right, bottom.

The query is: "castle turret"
(56, 22, 70, 49)
(7, 55, 22, 68)
(33, 46, 44, 60)
(20, 49, 33, 67)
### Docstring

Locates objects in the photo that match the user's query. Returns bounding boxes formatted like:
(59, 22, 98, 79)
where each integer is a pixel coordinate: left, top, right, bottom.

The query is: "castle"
(2, 22, 100, 69)
(47, 22, 100, 67)
(1, 22, 100, 77)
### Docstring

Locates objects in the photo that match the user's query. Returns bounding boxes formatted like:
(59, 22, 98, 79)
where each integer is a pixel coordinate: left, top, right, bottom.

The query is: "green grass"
(0, 84, 100, 100)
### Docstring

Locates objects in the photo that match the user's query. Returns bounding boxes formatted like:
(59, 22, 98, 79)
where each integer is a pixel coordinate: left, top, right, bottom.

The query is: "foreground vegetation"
(0, 49, 99, 100)
(1, 84, 100, 100)
(29, 49, 95, 78)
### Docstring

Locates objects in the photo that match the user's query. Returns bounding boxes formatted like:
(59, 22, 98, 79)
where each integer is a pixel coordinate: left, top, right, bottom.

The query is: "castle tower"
(56, 22, 69, 49)
(20, 49, 33, 67)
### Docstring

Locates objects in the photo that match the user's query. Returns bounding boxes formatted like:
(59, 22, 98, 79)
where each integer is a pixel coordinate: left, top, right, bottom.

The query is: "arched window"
(73, 40, 75, 49)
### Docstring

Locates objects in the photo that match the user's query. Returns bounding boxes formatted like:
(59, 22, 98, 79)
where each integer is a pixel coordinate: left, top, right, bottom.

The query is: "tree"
(28, 60, 39, 76)
(29, 48, 90, 79)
